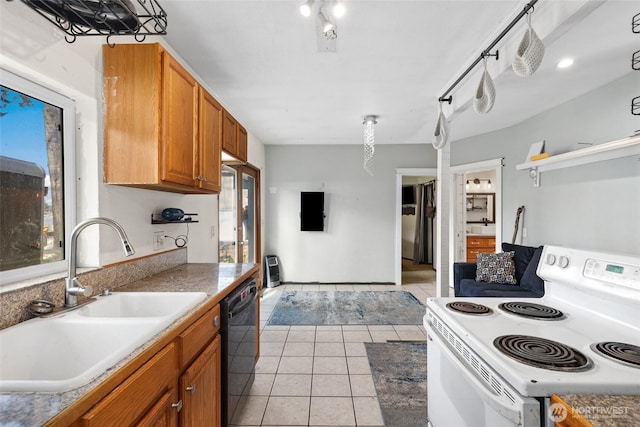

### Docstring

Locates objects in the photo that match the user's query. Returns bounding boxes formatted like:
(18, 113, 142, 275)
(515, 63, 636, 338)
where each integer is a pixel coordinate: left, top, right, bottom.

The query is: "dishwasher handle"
(227, 282, 257, 318)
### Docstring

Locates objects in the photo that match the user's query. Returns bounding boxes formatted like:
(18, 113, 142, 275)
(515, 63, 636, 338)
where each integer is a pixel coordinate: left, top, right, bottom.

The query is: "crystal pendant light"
(363, 115, 377, 176)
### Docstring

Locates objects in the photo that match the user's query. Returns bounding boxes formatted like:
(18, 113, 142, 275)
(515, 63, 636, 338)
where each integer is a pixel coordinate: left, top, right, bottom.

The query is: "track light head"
(300, 0, 313, 17)
(319, 11, 334, 33)
(332, 1, 345, 18)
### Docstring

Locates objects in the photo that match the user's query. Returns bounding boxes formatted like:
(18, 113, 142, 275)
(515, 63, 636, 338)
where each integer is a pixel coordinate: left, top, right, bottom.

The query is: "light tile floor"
(231, 282, 437, 427)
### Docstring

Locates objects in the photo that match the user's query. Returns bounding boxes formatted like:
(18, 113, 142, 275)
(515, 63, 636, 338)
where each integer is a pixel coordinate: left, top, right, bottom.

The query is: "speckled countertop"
(558, 394, 640, 427)
(0, 263, 257, 427)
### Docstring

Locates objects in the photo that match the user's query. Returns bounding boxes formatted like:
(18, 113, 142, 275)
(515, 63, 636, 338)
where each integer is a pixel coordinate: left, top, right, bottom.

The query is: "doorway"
(450, 159, 502, 267)
(219, 163, 261, 264)
(395, 168, 437, 286)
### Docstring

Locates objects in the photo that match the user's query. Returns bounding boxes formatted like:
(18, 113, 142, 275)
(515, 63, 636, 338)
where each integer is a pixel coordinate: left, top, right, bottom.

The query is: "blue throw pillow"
(520, 246, 545, 296)
(502, 242, 538, 283)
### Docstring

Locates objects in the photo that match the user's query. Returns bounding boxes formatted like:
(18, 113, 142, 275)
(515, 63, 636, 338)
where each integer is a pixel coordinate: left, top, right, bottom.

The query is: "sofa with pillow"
(453, 243, 544, 298)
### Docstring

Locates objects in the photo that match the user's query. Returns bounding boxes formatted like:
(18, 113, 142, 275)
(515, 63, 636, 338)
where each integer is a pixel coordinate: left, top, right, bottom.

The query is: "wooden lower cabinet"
(180, 335, 222, 427)
(80, 344, 179, 427)
(136, 388, 180, 427)
(466, 235, 496, 262)
(75, 306, 221, 427)
(551, 395, 595, 427)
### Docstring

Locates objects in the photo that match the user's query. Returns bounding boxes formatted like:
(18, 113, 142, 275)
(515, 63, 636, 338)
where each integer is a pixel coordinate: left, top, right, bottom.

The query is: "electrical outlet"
(522, 227, 528, 238)
(153, 231, 165, 250)
(210, 225, 215, 239)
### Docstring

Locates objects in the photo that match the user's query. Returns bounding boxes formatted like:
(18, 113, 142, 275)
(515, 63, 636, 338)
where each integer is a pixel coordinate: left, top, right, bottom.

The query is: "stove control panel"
(584, 258, 640, 287)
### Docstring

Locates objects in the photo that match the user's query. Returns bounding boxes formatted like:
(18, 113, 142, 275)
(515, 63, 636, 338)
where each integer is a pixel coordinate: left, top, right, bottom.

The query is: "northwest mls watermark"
(549, 403, 632, 422)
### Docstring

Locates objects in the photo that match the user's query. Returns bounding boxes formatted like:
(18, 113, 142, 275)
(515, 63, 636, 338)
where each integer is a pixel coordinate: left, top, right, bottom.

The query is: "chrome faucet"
(65, 217, 135, 307)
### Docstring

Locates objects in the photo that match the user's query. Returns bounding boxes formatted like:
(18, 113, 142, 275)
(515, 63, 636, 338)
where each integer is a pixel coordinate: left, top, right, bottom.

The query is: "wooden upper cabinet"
(221, 110, 247, 163)
(222, 110, 237, 155)
(161, 53, 198, 188)
(237, 125, 248, 163)
(103, 43, 221, 194)
(198, 89, 223, 192)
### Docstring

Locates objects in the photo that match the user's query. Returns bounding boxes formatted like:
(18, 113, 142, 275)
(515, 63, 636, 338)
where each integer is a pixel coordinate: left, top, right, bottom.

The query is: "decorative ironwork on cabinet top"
(11, 0, 167, 44)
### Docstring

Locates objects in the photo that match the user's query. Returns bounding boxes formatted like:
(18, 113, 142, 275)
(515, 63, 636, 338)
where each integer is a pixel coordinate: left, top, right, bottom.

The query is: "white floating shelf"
(516, 133, 640, 187)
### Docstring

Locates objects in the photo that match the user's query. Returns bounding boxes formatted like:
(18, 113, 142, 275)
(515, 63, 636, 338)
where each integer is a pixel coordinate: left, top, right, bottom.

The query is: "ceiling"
(159, 1, 637, 146)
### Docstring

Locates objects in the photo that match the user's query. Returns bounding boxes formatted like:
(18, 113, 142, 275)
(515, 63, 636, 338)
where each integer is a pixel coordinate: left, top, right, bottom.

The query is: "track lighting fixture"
(299, 1, 343, 41)
(319, 11, 334, 33)
(300, 0, 314, 17)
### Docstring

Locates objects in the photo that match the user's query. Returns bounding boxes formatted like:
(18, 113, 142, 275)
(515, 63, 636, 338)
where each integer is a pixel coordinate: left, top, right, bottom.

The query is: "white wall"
(264, 144, 435, 283)
(451, 72, 640, 254)
(0, 2, 265, 270)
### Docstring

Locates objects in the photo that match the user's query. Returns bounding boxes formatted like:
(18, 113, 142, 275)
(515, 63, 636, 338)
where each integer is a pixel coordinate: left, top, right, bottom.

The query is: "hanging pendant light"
(363, 115, 377, 176)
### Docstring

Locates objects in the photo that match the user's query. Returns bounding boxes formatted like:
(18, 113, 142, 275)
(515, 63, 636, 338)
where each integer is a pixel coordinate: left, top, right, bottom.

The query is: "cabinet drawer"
(81, 343, 178, 427)
(179, 305, 221, 369)
(467, 237, 495, 247)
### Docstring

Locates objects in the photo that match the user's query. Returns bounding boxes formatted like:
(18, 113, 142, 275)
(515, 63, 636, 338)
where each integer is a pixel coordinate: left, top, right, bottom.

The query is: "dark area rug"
(267, 291, 425, 325)
(366, 342, 428, 427)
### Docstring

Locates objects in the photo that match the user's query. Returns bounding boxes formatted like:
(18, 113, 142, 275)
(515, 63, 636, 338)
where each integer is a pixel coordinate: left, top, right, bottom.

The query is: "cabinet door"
(237, 125, 248, 163)
(81, 344, 178, 426)
(136, 388, 179, 427)
(180, 335, 222, 427)
(161, 52, 198, 187)
(222, 110, 238, 155)
(198, 89, 222, 192)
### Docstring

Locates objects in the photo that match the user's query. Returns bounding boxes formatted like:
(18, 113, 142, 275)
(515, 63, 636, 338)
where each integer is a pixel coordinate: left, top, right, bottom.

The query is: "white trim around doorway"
(395, 168, 438, 286)
(449, 158, 503, 288)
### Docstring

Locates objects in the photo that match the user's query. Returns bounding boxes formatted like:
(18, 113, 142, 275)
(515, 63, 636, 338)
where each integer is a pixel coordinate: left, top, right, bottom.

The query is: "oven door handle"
(428, 330, 539, 426)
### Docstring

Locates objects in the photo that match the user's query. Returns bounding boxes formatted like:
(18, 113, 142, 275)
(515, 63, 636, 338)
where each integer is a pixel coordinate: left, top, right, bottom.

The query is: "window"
(0, 69, 75, 286)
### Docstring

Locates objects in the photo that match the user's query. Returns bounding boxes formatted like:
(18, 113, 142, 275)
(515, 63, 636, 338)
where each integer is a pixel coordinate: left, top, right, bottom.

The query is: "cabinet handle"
(195, 175, 209, 182)
(186, 385, 197, 394)
(172, 400, 183, 412)
(214, 315, 220, 327)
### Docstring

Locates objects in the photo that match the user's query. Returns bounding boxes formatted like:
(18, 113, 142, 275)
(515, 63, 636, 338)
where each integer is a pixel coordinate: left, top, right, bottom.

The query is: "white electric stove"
(424, 245, 640, 427)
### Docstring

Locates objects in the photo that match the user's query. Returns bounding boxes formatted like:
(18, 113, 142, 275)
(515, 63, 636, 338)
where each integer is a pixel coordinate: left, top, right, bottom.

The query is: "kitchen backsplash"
(0, 248, 187, 330)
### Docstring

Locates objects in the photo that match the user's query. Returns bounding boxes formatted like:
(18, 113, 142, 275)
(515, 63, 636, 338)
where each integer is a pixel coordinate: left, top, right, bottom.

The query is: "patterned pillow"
(475, 251, 517, 284)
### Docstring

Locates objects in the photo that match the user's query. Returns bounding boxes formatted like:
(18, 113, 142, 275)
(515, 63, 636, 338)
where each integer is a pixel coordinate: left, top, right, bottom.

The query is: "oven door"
(426, 320, 540, 427)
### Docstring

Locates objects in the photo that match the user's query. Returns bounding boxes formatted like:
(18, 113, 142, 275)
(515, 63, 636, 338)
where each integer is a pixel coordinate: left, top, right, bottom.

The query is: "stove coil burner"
(446, 301, 493, 315)
(494, 335, 591, 372)
(592, 342, 640, 368)
(499, 302, 563, 320)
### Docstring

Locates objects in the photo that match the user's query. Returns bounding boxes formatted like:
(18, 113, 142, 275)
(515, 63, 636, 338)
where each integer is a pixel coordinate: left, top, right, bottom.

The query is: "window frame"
(0, 68, 76, 287)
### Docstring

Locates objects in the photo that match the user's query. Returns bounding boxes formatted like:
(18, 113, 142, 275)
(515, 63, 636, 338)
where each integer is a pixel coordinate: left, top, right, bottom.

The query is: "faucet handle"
(68, 282, 93, 297)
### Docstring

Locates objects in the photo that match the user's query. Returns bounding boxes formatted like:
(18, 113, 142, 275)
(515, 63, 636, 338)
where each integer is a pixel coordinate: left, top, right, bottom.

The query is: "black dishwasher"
(221, 278, 257, 427)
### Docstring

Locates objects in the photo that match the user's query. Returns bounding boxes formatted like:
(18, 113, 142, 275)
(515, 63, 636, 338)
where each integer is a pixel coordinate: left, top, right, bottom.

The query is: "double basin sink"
(0, 292, 207, 393)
